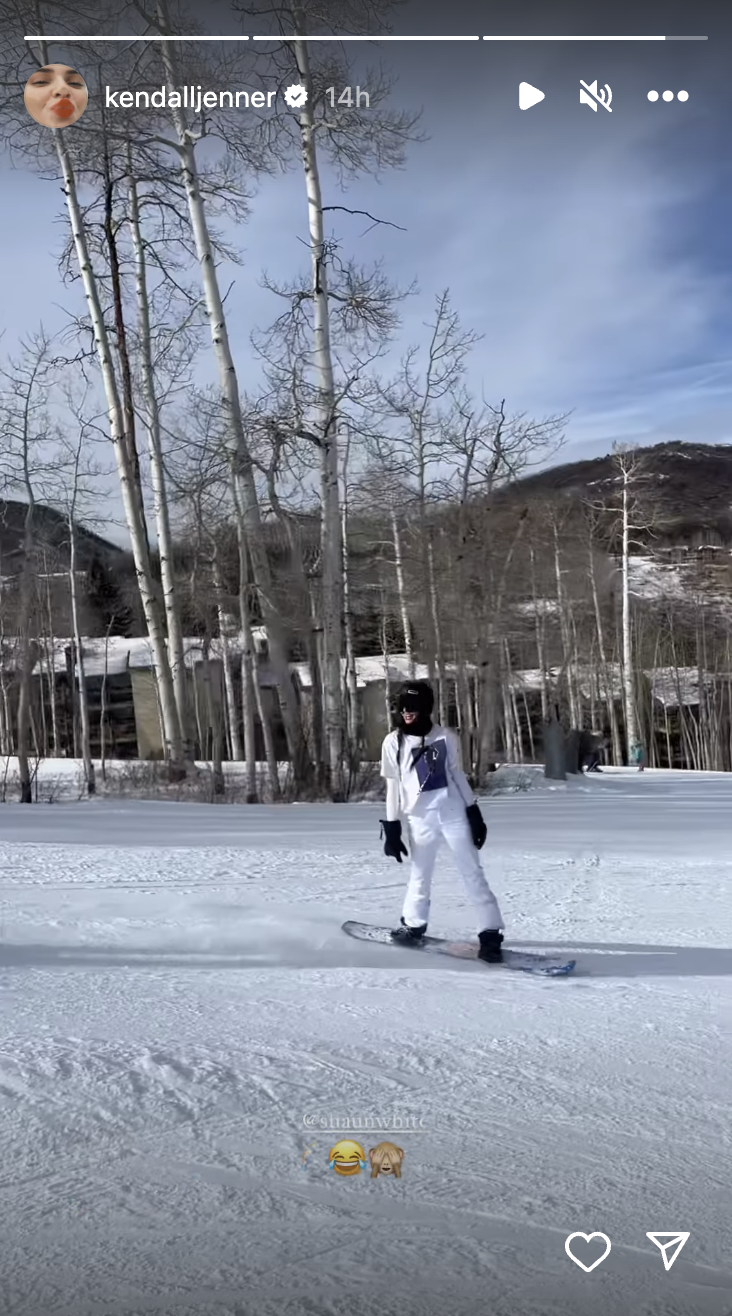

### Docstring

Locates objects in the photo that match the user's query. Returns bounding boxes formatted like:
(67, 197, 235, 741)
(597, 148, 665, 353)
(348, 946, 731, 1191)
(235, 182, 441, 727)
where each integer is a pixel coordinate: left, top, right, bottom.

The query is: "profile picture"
(24, 64, 88, 128)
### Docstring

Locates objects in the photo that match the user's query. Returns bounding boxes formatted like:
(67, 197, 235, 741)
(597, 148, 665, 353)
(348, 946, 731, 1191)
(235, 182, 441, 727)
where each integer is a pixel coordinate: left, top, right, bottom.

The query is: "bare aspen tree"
(200, 639, 225, 796)
(144, 0, 310, 787)
(1, 19, 188, 771)
(58, 129, 185, 768)
(127, 159, 190, 755)
(0, 521, 11, 755)
(161, 396, 246, 769)
(14, 471, 35, 802)
(237, 0, 419, 797)
(440, 388, 565, 778)
(472, 508, 532, 780)
(55, 427, 103, 795)
(349, 457, 417, 674)
(552, 519, 581, 726)
(288, 23, 345, 797)
(583, 511, 622, 764)
(38, 558, 57, 755)
(230, 485, 279, 802)
(339, 423, 360, 765)
(608, 445, 663, 761)
(426, 532, 448, 724)
(211, 545, 244, 763)
(617, 450, 638, 755)
(0, 335, 57, 801)
(528, 545, 550, 722)
(379, 589, 393, 735)
(380, 294, 479, 685)
(163, 394, 281, 801)
(0, 574, 10, 754)
(251, 416, 326, 780)
(390, 509, 414, 669)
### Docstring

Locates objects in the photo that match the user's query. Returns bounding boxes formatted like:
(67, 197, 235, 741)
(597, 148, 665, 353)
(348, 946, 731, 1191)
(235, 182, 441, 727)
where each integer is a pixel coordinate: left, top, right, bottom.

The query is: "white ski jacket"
(380, 724, 476, 821)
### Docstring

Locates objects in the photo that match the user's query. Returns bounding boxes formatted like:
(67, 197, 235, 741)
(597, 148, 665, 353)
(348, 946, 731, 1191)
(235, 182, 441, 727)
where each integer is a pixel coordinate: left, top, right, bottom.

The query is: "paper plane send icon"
(646, 1233, 690, 1271)
(519, 82, 545, 111)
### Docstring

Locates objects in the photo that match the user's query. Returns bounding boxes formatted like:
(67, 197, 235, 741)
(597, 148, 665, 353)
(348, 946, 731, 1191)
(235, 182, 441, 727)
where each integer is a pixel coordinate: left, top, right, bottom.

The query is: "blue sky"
(1, 0, 730, 540)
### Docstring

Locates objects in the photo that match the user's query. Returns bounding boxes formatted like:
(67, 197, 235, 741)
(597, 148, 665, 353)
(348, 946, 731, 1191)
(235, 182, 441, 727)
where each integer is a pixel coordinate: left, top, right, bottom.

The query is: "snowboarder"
(379, 680, 505, 963)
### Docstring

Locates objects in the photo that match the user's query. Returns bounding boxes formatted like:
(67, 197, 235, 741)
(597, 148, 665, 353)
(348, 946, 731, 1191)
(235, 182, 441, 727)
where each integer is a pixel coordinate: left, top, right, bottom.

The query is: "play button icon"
(519, 82, 545, 110)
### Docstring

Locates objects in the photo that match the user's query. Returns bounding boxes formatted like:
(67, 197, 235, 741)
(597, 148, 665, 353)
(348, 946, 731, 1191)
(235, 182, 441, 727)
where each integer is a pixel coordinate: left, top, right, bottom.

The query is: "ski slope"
(1, 769, 731, 1316)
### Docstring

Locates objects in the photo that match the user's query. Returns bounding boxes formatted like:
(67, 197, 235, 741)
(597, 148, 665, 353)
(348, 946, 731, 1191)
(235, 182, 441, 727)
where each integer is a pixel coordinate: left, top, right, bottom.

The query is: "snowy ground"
(1, 769, 731, 1316)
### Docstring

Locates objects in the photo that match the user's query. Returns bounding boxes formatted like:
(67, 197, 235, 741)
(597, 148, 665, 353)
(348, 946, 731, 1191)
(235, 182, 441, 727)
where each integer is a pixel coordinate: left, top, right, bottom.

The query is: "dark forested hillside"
(510, 441, 732, 546)
(0, 499, 125, 572)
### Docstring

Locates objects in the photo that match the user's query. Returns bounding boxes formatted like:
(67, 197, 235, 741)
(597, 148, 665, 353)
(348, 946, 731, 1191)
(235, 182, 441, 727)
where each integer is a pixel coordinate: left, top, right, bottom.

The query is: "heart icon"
(565, 1232, 612, 1272)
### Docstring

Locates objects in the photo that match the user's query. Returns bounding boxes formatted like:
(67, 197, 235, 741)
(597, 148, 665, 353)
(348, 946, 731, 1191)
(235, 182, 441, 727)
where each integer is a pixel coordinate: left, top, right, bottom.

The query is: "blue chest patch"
(411, 738, 448, 792)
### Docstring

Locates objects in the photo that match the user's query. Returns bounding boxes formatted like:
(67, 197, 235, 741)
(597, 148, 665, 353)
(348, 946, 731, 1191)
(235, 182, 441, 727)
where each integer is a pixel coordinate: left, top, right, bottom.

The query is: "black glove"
(380, 819, 408, 863)
(465, 802, 487, 849)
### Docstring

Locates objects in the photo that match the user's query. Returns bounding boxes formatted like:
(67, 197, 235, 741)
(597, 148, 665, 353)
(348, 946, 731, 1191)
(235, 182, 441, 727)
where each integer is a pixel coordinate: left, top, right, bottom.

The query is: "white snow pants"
(402, 805, 504, 933)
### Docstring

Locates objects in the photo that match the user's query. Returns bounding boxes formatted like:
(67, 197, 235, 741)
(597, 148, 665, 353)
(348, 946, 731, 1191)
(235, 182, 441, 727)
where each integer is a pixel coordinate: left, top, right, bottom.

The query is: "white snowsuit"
(380, 724, 504, 933)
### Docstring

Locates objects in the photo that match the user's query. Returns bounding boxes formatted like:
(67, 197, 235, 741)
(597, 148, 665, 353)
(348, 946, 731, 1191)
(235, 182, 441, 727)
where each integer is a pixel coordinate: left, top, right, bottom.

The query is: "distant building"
(3, 630, 727, 770)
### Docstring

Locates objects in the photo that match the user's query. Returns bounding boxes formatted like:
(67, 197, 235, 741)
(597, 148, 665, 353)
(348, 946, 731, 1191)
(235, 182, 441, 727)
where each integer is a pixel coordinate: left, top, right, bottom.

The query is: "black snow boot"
(390, 917, 427, 945)
(478, 929, 504, 963)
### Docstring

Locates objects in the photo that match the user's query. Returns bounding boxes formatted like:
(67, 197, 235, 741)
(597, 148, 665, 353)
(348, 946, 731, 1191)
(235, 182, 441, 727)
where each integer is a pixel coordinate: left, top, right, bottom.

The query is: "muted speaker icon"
(580, 79, 612, 112)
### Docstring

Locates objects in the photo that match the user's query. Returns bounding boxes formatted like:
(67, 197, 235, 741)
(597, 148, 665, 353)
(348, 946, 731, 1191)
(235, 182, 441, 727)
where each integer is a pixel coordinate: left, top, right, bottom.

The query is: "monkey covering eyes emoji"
(369, 1142, 405, 1178)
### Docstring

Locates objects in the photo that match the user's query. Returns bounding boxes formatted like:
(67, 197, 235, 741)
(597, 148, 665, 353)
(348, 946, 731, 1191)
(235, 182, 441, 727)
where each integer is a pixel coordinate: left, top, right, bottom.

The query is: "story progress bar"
(25, 33, 709, 43)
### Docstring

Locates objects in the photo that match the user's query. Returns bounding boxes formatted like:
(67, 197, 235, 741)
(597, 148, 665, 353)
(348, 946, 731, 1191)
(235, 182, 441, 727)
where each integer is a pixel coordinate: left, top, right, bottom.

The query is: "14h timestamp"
(324, 86, 370, 107)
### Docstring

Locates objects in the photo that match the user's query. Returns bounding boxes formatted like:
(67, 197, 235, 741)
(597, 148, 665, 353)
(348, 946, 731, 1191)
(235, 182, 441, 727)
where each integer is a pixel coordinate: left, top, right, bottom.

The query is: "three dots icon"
(648, 89, 689, 102)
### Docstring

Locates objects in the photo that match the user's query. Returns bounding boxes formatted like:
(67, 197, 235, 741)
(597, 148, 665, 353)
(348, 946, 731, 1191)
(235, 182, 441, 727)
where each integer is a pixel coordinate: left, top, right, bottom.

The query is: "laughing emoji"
(329, 1139, 366, 1176)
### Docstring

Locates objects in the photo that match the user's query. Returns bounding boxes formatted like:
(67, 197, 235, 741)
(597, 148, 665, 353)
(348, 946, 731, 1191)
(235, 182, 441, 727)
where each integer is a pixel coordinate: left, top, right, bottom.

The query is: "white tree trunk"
(201, 640, 225, 795)
(212, 551, 243, 761)
(475, 514, 528, 780)
(100, 620, 112, 779)
(42, 571, 59, 754)
(0, 652, 8, 754)
(553, 525, 580, 726)
(240, 653, 258, 801)
(663, 699, 672, 769)
(427, 535, 447, 725)
(454, 650, 474, 773)
(155, 1, 308, 786)
(127, 164, 190, 755)
(587, 543, 622, 765)
(52, 128, 184, 768)
(529, 547, 549, 722)
(293, 32, 344, 798)
(522, 689, 536, 761)
(251, 661, 280, 800)
(475, 639, 500, 781)
(380, 602, 393, 735)
(235, 517, 258, 801)
(502, 643, 516, 762)
(391, 510, 414, 671)
(621, 475, 638, 755)
(0, 558, 10, 753)
(341, 490, 360, 766)
(15, 501, 35, 803)
(306, 579, 326, 780)
(504, 640, 524, 763)
(69, 522, 95, 795)
(236, 516, 280, 801)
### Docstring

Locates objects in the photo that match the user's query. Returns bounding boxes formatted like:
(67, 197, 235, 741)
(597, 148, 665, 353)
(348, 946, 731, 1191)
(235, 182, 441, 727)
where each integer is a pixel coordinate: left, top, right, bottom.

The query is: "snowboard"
(342, 921, 576, 977)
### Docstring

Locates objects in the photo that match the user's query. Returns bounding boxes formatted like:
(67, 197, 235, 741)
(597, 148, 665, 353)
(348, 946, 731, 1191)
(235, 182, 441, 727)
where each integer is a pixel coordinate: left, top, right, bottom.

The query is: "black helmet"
(395, 681, 434, 716)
